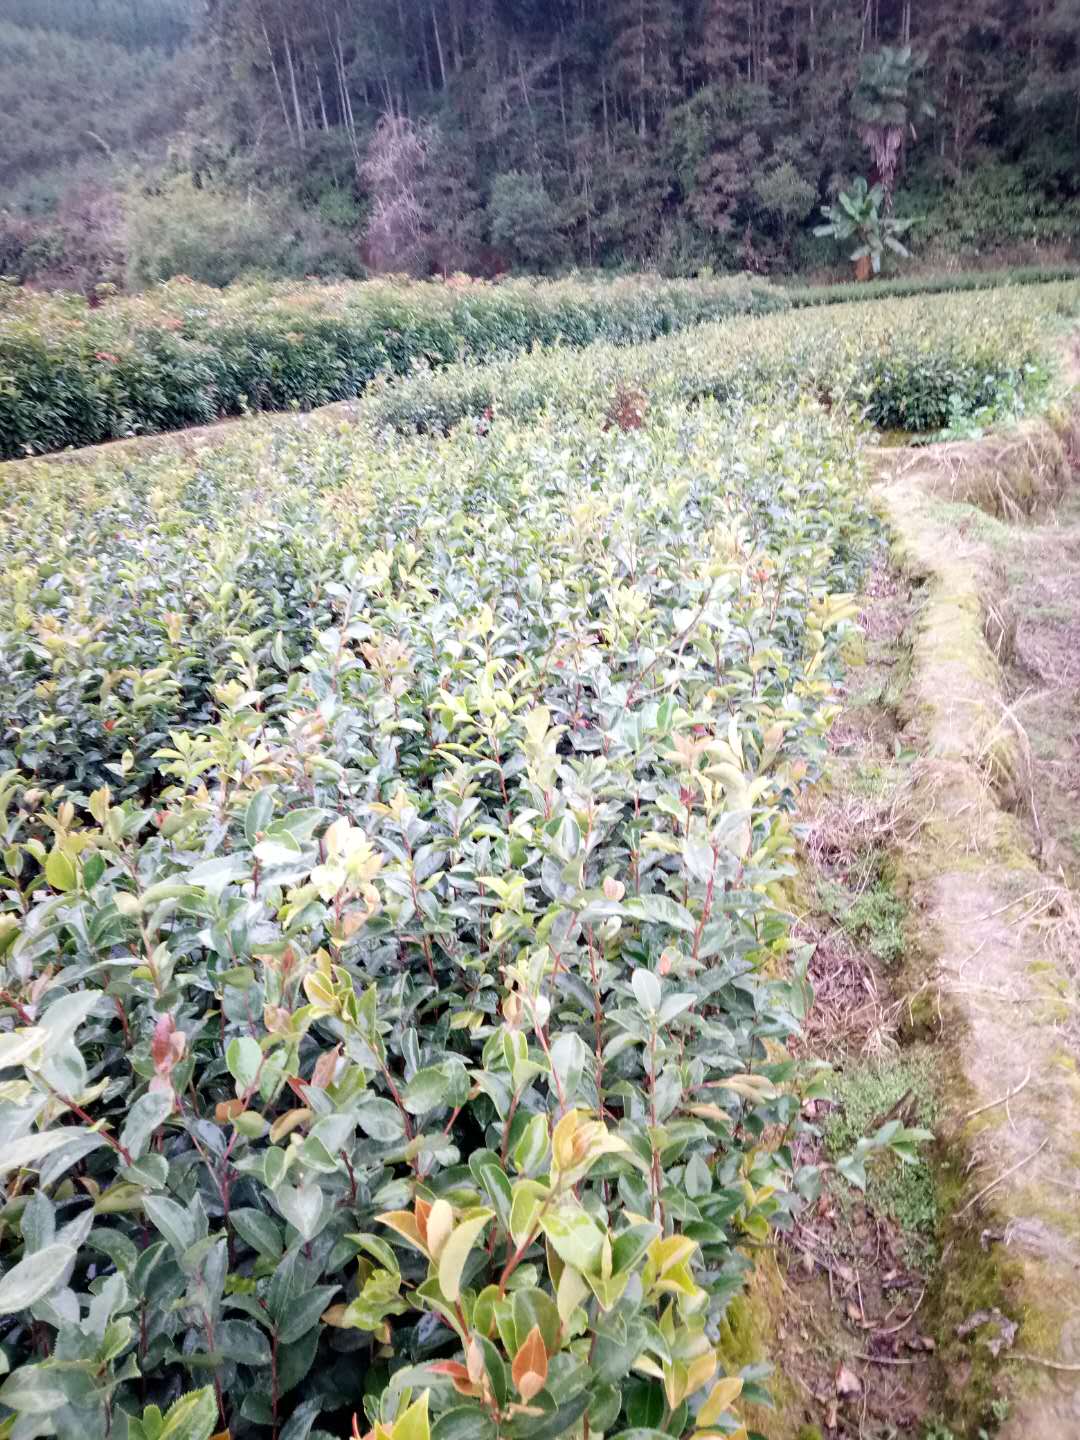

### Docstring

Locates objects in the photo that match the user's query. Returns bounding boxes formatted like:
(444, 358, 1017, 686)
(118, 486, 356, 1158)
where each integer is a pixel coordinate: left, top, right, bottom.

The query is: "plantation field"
(0, 282, 1076, 1440)
(361, 281, 1080, 437)
(2, 268, 1078, 460)
(0, 274, 781, 460)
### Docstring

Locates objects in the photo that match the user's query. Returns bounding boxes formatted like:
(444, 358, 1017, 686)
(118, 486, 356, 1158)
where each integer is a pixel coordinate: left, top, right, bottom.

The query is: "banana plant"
(814, 178, 915, 278)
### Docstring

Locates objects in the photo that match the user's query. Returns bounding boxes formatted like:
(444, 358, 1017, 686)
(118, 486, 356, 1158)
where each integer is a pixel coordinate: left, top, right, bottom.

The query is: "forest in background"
(0, 0, 1078, 291)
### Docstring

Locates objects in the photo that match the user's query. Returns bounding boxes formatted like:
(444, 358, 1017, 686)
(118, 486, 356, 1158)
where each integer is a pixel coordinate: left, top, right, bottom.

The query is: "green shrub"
(489, 172, 567, 268)
(897, 164, 1080, 257)
(5, 270, 1065, 461)
(0, 397, 929, 1440)
(362, 282, 1080, 439)
(126, 178, 365, 290)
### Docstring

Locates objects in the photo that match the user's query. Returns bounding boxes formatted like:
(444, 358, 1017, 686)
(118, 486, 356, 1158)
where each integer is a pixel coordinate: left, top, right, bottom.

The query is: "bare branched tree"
(361, 114, 433, 273)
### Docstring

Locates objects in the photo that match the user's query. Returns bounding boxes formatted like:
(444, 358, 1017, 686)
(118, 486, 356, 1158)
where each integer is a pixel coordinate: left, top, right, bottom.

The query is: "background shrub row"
(3, 267, 1077, 460)
(783, 262, 1080, 309)
(358, 281, 1080, 438)
(0, 273, 783, 459)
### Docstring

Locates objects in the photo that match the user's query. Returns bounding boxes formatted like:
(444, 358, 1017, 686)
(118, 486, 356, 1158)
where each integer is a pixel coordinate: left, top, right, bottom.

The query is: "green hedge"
(0, 274, 784, 459)
(0, 395, 919, 1440)
(784, 264, 1080, 309)
(359, 281, 1080, 438)
(3, 269, 1075, 462)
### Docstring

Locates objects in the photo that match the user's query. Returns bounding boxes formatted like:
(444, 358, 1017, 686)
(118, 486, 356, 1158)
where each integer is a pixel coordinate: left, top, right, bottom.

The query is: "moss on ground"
(816, 863, 908, 967)
(848, 758, 906, 799)
(825, 1050, 939, 1260)
(921, 1402, 1013, 1440)
(876, 415, 1080, 1435)
(716, 1261, 804, 1437)
(924, 1151, 1024, 1435)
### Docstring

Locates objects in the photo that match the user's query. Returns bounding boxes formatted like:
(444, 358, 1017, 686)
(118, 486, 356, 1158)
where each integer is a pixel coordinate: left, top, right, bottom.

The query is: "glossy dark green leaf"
(431, 1408, 497, 1440)
(215, 1319, 271, 1368)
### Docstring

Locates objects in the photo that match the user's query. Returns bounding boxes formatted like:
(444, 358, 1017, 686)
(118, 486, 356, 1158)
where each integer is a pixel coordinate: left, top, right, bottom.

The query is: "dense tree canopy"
(0, 0, 1077, 283)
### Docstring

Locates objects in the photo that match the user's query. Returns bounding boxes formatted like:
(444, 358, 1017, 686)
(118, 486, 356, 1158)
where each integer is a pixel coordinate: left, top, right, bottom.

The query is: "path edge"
(875, 389, 1080, 1438)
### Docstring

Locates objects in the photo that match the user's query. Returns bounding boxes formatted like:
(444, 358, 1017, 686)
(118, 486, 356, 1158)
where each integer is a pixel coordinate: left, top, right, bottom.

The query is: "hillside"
(1, 0, 1078, 292)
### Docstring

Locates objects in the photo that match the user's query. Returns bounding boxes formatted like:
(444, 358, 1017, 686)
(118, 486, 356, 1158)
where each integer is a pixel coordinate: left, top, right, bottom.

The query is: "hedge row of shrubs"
(4, 266, 1076, 460)
(358, 281, 1080, 438)
(3, 263, 1076, 1440)
(0, 273, 783, 458)
(0, 395, 931, 1440)
(785, 263, 1080, 309)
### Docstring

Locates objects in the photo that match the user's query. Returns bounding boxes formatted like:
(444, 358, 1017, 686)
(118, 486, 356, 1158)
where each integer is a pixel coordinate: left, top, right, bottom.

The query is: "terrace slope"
(873, 355, 1080, 1437)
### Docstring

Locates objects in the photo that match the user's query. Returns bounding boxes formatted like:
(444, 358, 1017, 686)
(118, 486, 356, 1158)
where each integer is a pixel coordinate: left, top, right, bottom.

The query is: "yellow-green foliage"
(826, 1052, 939, 1257)
(3, 275, 1078, 459)
(0, 274, 1070, 1440)
(363, 281, 1080, 438)
(0, 393, 910, 1440)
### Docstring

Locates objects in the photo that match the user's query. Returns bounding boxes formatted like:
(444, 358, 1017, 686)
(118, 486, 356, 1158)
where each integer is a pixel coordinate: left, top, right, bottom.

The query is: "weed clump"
(817, 865, 908, 965)
(825, 1051, 939, 1258)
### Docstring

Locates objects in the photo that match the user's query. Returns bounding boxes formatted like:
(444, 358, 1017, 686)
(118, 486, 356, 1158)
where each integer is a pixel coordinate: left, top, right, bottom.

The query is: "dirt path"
(873, 379, 1080, 1437)
(0, 396, 366, 478)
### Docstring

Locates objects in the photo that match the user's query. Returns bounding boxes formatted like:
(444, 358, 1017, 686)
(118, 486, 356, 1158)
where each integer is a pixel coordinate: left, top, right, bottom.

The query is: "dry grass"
(798, 919, 894, 1060)
(803, 782, 919, 887)
(878, 419, 1069, 522)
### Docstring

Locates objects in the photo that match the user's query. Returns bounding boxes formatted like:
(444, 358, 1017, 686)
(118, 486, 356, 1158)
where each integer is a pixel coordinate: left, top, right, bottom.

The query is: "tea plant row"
(361, 281, 1080, 437)
(0, 274, 782, 460)
(0, 399, 926, 1440)
(4, 283, 1078, 810)
(783, 262, 1079, 309)
(4, 271, 1077, 461)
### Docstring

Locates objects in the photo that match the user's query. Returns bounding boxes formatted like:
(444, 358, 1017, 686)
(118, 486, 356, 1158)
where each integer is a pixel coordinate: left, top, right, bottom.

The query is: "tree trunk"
(314, 62, 329, 130)
(332, 15, 359, 162)
(602, 71, 610, 162)
(558, 50, 570, 173)
(420, 16, 434, 94)
(583, 170, 593, 265)
(638, 0, 647, 139)
(259, 12, 295, 144)
(451, 0, 463, 73)
(431, 4, 447, 88)
(283, 31, 306, 148)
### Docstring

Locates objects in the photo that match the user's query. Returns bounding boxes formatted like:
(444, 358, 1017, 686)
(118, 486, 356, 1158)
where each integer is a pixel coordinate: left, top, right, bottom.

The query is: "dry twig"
(956, 1138, 1049, 1218)
(962, 1065, 1032, 1122)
